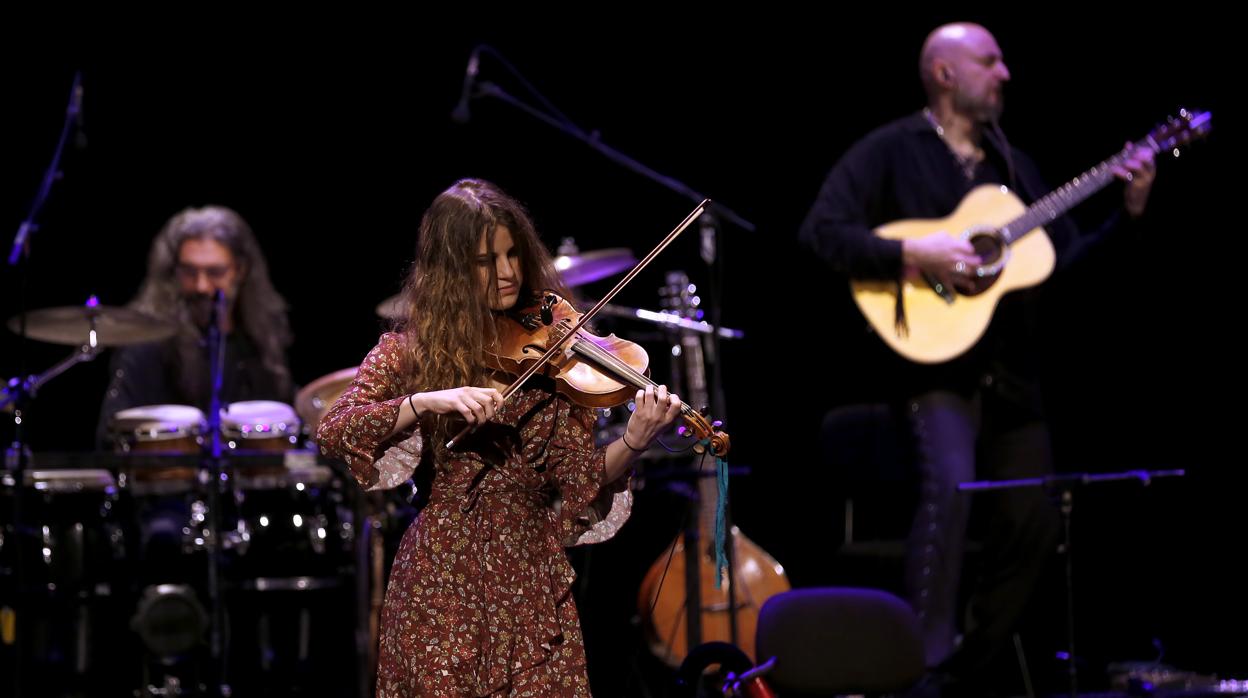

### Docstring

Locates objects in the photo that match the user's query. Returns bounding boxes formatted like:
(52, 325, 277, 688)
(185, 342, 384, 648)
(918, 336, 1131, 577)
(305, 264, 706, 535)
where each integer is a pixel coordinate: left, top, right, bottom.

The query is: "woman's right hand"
(410, 387, 505, 425)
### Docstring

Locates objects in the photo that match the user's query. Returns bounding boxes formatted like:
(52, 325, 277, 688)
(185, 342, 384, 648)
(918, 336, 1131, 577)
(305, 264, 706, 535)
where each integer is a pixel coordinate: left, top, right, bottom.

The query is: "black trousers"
(903, 387, 1061, 676)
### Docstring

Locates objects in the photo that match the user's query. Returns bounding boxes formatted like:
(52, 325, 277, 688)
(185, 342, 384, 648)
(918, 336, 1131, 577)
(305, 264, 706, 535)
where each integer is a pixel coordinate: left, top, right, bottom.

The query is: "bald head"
(919, 23, 1010, 120)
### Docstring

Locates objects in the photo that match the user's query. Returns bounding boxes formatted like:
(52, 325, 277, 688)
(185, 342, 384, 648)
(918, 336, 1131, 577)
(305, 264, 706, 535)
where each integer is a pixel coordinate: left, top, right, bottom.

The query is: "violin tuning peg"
(540, 294, 558, 325)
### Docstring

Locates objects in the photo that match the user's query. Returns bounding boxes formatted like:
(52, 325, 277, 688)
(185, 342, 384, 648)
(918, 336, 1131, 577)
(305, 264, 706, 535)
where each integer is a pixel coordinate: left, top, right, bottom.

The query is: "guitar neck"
(1001, 136, 1157, 246)
(685, 331, 720, 539)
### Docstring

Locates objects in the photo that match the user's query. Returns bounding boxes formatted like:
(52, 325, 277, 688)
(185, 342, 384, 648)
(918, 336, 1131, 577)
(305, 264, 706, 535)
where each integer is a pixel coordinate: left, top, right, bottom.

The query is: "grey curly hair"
(130, 205, 293, 402)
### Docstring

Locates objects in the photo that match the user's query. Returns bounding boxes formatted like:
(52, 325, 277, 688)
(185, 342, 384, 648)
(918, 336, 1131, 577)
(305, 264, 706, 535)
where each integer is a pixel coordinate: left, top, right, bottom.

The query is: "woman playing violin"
(316, 178, 682, 697)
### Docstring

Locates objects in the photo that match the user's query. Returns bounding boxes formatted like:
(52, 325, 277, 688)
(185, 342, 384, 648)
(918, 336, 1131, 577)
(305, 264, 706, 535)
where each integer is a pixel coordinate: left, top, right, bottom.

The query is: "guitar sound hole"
(962, 231, 1005, 296)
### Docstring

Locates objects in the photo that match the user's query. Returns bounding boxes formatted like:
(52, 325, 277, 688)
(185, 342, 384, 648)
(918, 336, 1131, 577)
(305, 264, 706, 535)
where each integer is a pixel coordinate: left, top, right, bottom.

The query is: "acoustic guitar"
(851, 109, 1211, 363)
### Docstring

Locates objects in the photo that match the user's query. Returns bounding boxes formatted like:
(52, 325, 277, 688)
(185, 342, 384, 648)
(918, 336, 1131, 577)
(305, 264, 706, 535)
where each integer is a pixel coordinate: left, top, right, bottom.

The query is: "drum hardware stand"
(958, 468, 1186, 698)
(1, 321, 103, 411)
(346, 486, 374, 698)
(3, 70, 86, 698)
(2, 309, 105, 468)
(352, 488, 382, 698)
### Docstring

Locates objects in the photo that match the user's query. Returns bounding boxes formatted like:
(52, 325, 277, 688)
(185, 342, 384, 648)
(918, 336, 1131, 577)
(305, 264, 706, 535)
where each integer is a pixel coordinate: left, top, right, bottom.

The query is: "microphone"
(450, 47, 480, 124)
(70, 72, 86, 149)
(208, 289, 228, 332)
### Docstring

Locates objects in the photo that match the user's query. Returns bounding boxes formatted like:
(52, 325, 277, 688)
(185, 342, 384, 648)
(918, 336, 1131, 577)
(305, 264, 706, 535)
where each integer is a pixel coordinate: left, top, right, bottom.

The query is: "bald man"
(799, 23, 1156, 695)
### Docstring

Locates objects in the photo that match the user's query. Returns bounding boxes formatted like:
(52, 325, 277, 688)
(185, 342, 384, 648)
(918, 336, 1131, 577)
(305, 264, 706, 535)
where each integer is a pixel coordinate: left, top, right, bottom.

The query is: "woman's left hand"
(623, 384, 682, 451)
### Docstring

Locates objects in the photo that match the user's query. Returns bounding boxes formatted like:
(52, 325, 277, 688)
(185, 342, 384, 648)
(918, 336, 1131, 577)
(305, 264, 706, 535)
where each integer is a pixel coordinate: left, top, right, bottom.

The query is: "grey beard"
(183, 294, 214, 329)
(953, 91, 1003, 124)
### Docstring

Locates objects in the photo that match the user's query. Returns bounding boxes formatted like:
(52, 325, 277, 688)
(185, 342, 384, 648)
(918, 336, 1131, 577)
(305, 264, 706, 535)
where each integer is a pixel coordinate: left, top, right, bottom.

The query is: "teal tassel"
(705, 440, 730, 590)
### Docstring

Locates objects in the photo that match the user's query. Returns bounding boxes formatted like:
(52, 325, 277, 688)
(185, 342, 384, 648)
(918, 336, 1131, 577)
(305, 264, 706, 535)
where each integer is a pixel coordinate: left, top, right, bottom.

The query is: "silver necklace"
(924, 108, 982, 181)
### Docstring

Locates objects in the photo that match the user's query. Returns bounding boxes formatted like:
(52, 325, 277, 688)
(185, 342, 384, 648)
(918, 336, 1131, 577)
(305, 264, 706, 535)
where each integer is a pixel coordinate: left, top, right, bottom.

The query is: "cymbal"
(554, 248, 637, 287)
(295, 367, 358, 434)
(7, 305, 176, 347)
(376, 294, 405, 321)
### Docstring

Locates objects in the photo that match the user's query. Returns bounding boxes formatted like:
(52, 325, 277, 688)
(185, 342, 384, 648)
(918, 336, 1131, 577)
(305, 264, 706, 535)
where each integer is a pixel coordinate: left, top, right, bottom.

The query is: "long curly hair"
(130, 205, 293, 403)
(396, 179, 569, 440)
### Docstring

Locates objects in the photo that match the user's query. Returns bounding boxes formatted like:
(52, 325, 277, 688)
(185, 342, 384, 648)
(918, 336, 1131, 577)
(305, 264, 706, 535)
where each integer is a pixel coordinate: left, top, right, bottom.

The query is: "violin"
(485, 292, 730, 457)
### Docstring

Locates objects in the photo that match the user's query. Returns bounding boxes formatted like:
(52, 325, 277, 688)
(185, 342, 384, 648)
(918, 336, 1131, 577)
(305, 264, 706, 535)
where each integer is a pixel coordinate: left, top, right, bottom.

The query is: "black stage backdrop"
(2, 9, 1240, 696)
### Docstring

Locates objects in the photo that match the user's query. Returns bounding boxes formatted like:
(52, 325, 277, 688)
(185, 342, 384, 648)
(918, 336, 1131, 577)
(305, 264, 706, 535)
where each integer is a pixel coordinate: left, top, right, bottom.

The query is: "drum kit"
(1, 240, 744, 696)
(3, 307, 359, 695)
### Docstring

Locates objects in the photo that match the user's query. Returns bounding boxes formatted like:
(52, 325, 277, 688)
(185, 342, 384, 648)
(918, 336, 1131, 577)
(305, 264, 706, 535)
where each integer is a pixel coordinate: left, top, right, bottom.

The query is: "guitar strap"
(894, 277, 909, 338)
(986, 119, 1021, 192)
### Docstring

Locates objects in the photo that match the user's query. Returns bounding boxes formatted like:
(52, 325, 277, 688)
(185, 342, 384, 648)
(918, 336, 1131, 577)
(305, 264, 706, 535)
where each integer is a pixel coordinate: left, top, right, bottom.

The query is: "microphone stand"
(202, 290, 230, 695)
(8, 71, 83, 267)
(3, 70, 85, 698)
(461, 48, 754, 234)
(958, 468, 1186, 698)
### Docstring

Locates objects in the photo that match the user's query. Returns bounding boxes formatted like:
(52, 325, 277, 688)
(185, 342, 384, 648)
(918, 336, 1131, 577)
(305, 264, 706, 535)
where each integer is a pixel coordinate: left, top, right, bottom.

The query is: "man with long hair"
(97, 205, 294, 444)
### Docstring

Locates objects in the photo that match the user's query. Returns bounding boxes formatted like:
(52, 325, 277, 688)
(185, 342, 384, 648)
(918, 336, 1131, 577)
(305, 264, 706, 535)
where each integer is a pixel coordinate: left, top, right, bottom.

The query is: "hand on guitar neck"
(1115, 141, 1158, 218)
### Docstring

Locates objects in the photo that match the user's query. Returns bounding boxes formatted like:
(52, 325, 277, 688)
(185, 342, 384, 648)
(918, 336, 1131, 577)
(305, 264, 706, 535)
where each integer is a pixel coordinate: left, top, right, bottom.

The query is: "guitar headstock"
(1145, 108, 1212, 153)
